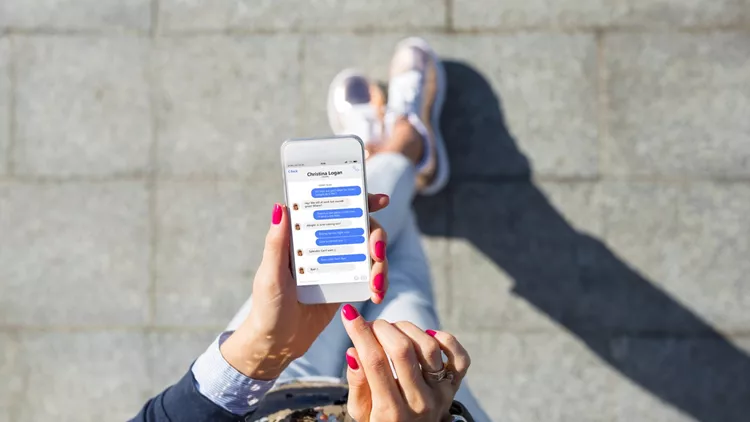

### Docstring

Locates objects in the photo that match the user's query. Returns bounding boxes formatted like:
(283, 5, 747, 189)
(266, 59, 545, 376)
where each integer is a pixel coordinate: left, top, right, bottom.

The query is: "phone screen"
(283, 139, 370, 286)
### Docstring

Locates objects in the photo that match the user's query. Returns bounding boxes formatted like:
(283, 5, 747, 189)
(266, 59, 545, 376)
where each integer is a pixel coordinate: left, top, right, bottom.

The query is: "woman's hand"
(341, 307, 471, 422)
(220, 195, 390, 380)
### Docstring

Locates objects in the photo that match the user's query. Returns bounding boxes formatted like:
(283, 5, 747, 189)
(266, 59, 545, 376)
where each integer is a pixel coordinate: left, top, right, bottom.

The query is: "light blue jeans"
(228, 152, 490, 422)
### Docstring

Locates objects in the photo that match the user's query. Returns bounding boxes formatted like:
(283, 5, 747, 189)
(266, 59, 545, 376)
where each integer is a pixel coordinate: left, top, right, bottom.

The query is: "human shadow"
(414, 61, 750, 421)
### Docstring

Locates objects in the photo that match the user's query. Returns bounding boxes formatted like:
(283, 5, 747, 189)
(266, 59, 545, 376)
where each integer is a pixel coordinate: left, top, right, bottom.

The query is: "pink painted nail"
(342, 304, 359, 321)
(375, 241, 386, 260)
(272, 204, 282, 225)
(346, 353, 359, 370)
(373, 273, 384, 291)
(426, 329, 437, 337)
(376, 291, 385, 301)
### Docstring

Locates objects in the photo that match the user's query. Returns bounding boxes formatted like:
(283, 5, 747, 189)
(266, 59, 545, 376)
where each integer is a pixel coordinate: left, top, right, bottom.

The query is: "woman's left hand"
(220, 194, 390, 380)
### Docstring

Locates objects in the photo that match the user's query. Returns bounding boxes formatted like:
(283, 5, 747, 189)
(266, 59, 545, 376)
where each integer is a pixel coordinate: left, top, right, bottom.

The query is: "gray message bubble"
(302, 198, 351, 210)
(303, 220, 353, 230)
(305, 246, 355, 256)
(307, 264, 356, 274)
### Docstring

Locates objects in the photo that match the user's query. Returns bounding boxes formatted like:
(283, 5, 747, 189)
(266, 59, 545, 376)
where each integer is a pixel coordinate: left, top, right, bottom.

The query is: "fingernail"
(375, 241, 386, 260)
(376, 291, 385, 301)
(346, 353, 359, 370)
(342, 304, 359, 321)
(272, 204, 282, 225)
(426, 329, 437, 337)
(373, 273, 384, 291)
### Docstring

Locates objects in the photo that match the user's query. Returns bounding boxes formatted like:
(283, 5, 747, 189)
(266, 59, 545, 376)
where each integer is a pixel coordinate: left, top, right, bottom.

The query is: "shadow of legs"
(413, 61, 750, 421)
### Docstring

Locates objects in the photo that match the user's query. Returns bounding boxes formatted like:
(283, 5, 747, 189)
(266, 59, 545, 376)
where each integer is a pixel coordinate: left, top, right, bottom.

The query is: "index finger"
(341, 304, 403, 405)
(368, 193, 389, 213)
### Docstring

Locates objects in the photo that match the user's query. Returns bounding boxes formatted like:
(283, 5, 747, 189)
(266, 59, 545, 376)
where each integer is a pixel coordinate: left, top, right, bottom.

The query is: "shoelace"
(387, 71, 422, 115)
(384, 70, 423, 137)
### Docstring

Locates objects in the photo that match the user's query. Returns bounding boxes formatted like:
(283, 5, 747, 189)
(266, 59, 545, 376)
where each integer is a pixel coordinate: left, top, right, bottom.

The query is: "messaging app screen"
(286, 162, 369, 285)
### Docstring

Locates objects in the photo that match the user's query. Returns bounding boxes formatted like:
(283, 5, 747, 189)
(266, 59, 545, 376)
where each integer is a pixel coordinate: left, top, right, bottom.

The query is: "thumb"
(261, 203, 290, 271)
(345, 347, 371, 421)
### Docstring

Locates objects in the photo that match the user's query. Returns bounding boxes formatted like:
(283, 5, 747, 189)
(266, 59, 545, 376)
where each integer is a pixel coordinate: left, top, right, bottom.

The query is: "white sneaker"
(385, 37, 449, 196)
(327, 69, 384, 148)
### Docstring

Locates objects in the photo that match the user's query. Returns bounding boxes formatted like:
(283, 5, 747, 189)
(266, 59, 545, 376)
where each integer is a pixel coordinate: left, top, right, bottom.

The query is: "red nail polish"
(342, 304, 359, 321)
(375, 241, 386, 260)
(376, 291, 385, 301)
(272, 204, 282, 225)
(373, 273, 384, 291)
(426, 329, 437, 337)
(346, 353, 359, 370)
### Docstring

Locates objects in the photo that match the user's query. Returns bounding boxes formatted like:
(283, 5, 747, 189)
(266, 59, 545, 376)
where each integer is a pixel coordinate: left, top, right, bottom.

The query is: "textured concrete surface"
(14, 36, 151, 176)
(1, 1, 749, 421)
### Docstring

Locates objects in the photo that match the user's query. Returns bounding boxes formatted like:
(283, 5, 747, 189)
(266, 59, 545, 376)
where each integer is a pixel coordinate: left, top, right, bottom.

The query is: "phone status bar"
(287, 159, 360, 168)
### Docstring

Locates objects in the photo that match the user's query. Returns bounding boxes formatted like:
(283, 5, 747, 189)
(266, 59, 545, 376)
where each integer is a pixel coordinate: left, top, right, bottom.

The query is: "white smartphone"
(280, 136, 372, 304)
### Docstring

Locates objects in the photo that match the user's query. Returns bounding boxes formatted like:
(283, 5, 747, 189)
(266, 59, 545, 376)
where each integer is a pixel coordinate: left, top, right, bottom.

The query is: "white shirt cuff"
(191, 331, 278, 415)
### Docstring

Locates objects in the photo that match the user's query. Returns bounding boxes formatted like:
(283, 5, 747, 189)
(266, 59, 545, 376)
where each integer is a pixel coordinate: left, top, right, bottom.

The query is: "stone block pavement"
(1, 1, 749, 421)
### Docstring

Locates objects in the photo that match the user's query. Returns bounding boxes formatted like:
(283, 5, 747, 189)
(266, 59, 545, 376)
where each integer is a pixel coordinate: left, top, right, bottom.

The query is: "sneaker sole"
(396, 37, 449, 196)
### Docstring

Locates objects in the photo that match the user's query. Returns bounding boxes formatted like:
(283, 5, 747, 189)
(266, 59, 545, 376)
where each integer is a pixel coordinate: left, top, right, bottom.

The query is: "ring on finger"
(423, 366, 455, 384)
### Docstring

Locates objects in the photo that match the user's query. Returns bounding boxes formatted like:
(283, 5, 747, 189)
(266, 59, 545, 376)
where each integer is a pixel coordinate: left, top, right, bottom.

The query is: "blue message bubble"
(316, 236, 366, 246)
(318, 254, 367, 264)
(313, 208, 363, 220)
(311, 186, 362, 198)
(315, 228, 365, 238)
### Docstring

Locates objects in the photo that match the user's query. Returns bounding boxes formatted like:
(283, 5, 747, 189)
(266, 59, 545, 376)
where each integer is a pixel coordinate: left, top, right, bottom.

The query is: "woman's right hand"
(340, 306, 471, 422)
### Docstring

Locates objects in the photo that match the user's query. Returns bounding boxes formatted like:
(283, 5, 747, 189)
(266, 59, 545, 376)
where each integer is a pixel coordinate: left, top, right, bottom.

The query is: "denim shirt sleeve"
(191, 331, 278, 415)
